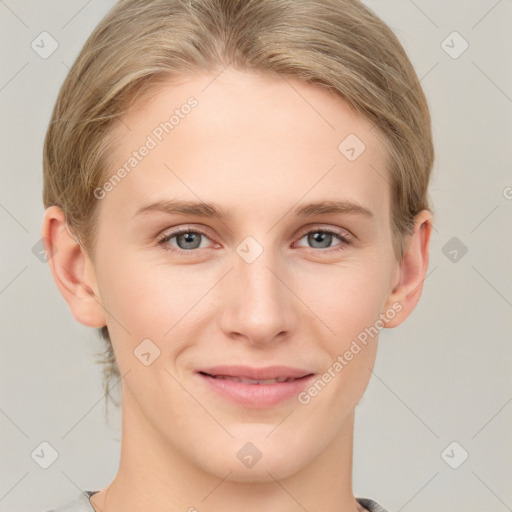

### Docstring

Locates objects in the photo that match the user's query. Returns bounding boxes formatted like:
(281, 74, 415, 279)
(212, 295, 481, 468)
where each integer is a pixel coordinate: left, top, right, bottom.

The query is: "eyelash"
(157, 226, 352, 256)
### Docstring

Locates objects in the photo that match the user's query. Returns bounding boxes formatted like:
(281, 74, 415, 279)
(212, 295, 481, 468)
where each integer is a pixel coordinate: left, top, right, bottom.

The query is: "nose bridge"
(219, 237, 296, 343)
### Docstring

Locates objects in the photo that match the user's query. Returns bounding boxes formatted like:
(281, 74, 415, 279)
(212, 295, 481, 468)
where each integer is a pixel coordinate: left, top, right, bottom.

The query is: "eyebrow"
(134, 199, 374, 220)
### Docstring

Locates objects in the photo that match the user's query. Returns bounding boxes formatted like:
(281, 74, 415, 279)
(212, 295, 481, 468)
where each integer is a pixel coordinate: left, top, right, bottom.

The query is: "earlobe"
(382, 210, 433, 328)
(42, 205, 106, 328)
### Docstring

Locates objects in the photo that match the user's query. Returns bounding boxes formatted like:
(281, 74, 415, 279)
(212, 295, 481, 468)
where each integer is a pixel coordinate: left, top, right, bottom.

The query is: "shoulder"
(356, 497, 391, 512)
(45, 492, 388, 512)
(44, 491, 98, 512)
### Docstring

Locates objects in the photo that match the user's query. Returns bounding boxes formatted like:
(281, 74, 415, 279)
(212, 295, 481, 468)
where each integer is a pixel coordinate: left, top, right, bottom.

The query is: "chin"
(219, 458, 306, 484)
(198, 439, 312, 484)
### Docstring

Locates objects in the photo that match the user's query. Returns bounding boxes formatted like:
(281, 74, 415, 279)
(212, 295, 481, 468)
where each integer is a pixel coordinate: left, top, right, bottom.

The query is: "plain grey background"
(1, 1, 511, 511)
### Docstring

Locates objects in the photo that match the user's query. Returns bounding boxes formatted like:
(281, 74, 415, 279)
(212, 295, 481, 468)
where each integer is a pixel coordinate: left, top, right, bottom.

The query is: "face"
(88, 68, 401, 481)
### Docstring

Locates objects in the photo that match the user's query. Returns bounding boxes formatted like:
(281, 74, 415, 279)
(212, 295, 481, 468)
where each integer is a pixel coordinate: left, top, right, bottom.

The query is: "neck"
(92, 388, 363, 512)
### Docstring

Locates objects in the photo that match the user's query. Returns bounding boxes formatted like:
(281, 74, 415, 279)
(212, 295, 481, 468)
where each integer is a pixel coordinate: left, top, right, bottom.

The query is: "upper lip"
(197, 365, 313, 380)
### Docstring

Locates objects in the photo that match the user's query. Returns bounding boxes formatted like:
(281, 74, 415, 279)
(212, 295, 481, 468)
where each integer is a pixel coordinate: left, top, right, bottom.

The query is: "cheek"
(294, 255, 392, 344)
(97, 251, 196, 323)
(291, 257, 390, 404)
(295, 267, 385, 414)
(95, 254, 217, 361)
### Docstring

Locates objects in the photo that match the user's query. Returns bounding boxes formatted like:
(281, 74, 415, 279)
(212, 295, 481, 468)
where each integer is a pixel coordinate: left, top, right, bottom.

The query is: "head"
(42, 0, 434, 482)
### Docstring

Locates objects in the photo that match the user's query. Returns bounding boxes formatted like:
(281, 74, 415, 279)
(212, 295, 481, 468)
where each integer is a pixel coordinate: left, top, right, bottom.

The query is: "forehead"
(102, 68, 391, 225)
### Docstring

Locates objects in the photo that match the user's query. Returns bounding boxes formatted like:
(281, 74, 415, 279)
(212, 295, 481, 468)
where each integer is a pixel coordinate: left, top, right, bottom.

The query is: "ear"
(382, 209, 433, 328)
(41, 205, 106, 328)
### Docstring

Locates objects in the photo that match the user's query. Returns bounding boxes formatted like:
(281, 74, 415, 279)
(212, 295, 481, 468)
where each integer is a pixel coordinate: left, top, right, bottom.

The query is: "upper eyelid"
(159, 223, 350, 235)
(299, 225, 350, 236)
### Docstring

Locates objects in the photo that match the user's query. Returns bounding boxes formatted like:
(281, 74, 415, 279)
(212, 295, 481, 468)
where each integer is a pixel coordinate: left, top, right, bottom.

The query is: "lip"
(195, 365, 315, 408)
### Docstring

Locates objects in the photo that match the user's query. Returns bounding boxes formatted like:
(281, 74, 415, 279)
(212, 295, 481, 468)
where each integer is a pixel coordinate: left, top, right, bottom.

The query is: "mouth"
(195, 365, 316, 408)
(198, 372, 312, 385)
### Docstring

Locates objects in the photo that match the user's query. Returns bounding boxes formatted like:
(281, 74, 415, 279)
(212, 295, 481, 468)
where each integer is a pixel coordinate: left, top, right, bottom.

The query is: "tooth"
(239, 377, 264, 384)
(212, 375, 298, 384)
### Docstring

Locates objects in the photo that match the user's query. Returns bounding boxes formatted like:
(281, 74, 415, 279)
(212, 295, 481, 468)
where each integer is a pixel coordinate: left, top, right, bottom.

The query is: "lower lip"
(197, 373, 316, 408)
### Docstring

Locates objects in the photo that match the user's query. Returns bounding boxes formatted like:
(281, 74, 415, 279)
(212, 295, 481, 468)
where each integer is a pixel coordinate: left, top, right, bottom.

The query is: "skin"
(43, 68, 432, 512)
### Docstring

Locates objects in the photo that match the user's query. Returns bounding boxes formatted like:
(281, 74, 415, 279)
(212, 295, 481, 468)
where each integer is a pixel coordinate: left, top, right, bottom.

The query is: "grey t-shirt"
(46, 490, 390, 512)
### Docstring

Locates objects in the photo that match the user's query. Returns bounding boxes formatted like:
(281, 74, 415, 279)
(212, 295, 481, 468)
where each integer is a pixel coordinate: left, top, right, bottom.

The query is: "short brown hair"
(43, 0, 435, 407)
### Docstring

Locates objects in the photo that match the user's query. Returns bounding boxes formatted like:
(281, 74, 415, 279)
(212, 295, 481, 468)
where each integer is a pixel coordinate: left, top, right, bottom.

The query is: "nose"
(217, 245, 298, 347)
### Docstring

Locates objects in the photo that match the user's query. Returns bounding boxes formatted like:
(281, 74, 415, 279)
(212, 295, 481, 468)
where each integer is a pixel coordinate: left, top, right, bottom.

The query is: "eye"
(295, 227, 352, 253)
(158, 227, 215, 254)
(157, 225, 352, 256)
